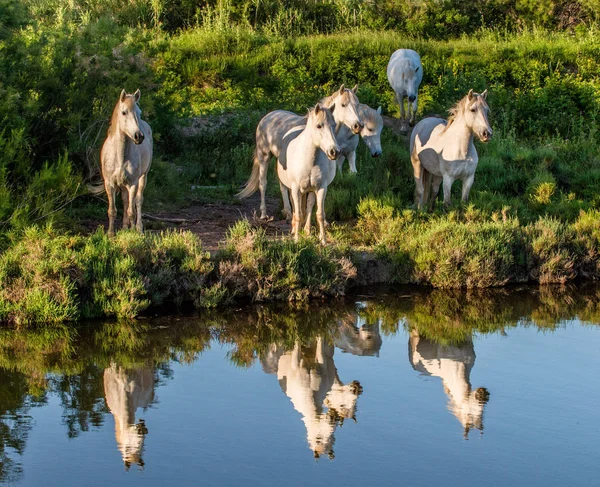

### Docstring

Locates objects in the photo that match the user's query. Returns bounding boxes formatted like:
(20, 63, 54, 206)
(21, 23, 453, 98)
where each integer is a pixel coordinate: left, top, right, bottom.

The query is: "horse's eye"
(122, 111, 127, 116)
(317, 124, 323, 129)
(470, 108, 476, 113)
(342, 103, 348, 108)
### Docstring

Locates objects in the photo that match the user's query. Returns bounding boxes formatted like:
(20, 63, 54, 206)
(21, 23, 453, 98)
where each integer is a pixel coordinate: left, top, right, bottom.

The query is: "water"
(1, 286, 600, 486)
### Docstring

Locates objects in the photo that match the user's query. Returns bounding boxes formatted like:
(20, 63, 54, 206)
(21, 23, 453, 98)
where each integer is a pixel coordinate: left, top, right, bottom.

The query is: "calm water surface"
(1, 286, 599, 486)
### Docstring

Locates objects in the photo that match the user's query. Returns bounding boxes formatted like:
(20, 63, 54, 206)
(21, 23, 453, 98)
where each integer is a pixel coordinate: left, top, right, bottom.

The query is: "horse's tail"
(237, 148, 261, 199)
(422, 168, 432, 208)
(87, 182, 106, 195)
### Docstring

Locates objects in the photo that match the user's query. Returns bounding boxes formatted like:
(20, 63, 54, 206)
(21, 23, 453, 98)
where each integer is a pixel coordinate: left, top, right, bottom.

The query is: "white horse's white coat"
(387, 49, 423, 127)
(260, 338, 362, 459)
(409, 331, 490, 438)
(237, 86, 361, 220)
(336, 103, 384, 174)
(103, 364, 154, 469)
(95, 89, 153, 236)
(276, 104, 340, 244)
(409, 89, 492, 209)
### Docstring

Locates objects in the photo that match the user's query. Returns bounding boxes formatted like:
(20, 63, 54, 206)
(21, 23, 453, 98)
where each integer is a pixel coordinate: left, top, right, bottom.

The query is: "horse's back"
(410, 117, 445, 152)
(387, 48, 423, 85)
(257, 109, 306, 159)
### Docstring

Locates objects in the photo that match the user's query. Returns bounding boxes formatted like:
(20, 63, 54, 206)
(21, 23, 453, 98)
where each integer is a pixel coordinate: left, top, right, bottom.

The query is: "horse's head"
(464, 89, 492, 143)
(401, 61, 421, 102)
(359, 105, 384, 158)
(308, 103, 340, 161)
(326, 84, 363, 134)
(115, 89, 145, 144)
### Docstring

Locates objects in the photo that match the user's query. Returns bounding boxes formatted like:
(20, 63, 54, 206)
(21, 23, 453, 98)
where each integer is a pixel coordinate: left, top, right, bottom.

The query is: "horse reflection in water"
(334, 313, 382, 357)
(103, 364, 155, 469)
(261, 336, 363, 459)
(409, 330, 490, 438)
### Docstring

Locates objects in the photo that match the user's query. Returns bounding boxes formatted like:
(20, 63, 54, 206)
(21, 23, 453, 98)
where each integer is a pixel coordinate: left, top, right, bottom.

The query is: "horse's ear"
(481, 89, 488, 100)
(314, 103, 322, 115)
(133, 89, 141, 102)
(468, 89, 474, 100)
(329, 103, 335, 114)
(377, 106, 382, 114)
(120, 89, 127, 102)
(339, 84, 345, 95)
(351, 84, 358, 93)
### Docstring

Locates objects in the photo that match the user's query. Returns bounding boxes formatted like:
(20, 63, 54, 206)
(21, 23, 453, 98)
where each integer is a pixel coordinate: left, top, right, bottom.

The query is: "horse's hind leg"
(279, 181, 292, 221)
(121, 188, 130, 229)
(257, 150, 270, 220)
(135, 174, 148, 232)
(106, 183, 117, 237)
(429, 175, 442, 211)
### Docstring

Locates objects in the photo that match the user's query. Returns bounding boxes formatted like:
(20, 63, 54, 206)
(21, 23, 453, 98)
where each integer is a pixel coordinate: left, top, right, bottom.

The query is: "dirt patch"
(82, 194, 291, 252)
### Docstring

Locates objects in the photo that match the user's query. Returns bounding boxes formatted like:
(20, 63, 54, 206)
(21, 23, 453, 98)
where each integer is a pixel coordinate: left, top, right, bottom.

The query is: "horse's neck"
(109, 127, 130, 164)
(293, 130, 320, 164)
(441, 117, 474, 160)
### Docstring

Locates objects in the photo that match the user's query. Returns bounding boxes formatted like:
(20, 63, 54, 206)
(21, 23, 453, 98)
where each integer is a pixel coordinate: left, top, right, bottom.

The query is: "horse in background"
(387, 49, 423, 129)
(409, 89, 491, 210)
(103, 363, 155, 469)
(90, 89, 153, 236)
(336, 103, 384, 174)
(408, 330, 490, 438)
(237, 85, 361, 221)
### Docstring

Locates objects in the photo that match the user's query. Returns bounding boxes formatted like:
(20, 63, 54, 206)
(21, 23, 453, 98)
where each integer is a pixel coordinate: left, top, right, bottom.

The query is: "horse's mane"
(107, 99, 121, 137)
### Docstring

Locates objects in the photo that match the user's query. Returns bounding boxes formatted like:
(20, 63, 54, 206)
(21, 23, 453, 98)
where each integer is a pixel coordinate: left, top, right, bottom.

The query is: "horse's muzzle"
(133, 131, 145, 145)
(327, 147, 340, 160)
(479, 129, 492, 143)
(371, 150, 382, 158)
(408, 95, 416, 103)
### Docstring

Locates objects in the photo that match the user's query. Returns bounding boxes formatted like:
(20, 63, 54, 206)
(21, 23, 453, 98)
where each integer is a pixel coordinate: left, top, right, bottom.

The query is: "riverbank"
(2, 204, 600, 327)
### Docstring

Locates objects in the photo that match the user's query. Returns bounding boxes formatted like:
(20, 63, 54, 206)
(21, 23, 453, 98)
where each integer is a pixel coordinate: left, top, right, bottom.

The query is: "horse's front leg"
(397, 93, 406, 121)
(121, 188, 130, 229)
(135, 174, 148, 232)
(304, 192, 315, 235)
(461, 174, 475, 204)
(279, 181, 293, 221)
(126, 184, 139, 231)
(315, 187, 328, 246)
(409, 94, 418, 127)
(336, 155, 346, 174)
(290, 184, 302, 242)
(347, 151, 358, 174)
(442, 174, 453, 209)
(105, 182, 117, 237)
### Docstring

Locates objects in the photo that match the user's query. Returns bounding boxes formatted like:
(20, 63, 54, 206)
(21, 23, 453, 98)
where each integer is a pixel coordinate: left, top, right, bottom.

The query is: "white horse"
(237, 85, 362, 220)
(409, 331, 490, 438)
(336, 103, 384, 174)
(103, 364, 155, 469)
(277, 103, 340, 245)
(260, 337, 362, 459)
(387, 49, 423, 128)
(410, 89, 492, 210)
(92, 89, 153, 236)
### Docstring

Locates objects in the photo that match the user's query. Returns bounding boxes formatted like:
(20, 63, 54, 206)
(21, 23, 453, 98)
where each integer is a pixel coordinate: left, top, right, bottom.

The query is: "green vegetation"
(2, 1, 600, 321)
